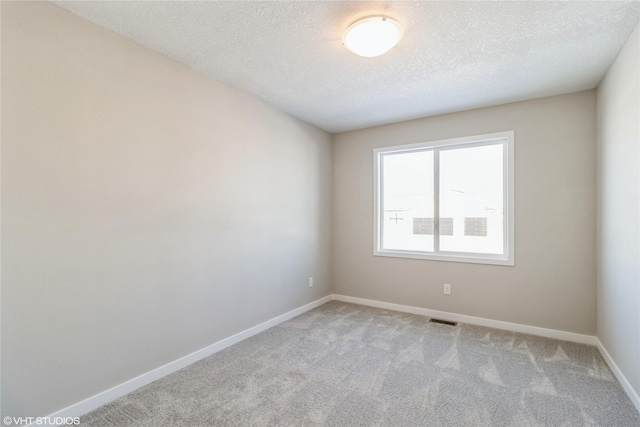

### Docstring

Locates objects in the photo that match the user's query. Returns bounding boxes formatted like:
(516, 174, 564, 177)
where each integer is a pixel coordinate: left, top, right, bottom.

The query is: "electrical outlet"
(444, 283, 451, 295)
(308, 277, 314, 287)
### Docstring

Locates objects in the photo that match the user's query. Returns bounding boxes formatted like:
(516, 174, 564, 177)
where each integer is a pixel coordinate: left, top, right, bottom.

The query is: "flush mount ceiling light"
(342, 16, 403, 58)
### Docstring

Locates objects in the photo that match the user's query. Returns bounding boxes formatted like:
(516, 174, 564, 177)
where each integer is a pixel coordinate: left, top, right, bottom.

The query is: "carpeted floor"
(78, 301, 640, 426)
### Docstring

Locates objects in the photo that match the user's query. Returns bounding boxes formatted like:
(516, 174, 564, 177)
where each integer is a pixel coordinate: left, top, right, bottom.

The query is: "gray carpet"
(78, 301, 640, 426)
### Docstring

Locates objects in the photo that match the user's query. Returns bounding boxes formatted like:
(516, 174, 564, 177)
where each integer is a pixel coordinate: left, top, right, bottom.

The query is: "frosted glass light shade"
(342, 16, 403, 57)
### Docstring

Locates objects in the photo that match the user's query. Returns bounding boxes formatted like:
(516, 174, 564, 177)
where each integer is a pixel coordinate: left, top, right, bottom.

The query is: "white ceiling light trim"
(342, 16, 403, 58)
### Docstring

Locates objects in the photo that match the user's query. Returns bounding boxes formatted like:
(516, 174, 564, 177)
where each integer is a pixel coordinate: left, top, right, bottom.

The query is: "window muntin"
(374, 131, 514, 266)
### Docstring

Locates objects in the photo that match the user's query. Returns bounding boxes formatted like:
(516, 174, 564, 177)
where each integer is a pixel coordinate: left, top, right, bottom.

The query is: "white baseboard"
(37, 295, 333, 426)
(331, 294, 597, 345)
(596, 338, 640, 413)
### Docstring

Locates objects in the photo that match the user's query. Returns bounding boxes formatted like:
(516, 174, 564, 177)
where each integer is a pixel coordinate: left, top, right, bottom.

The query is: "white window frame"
(374, 131, 514, 266)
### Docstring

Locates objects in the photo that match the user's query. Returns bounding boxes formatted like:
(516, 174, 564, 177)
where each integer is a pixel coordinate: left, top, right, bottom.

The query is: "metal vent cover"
(429, 318, 458, 326)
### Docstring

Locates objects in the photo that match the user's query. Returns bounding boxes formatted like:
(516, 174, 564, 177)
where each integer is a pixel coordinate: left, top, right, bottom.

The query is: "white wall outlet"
(308, 277, 314, 287)
(444, 283, 451, 295)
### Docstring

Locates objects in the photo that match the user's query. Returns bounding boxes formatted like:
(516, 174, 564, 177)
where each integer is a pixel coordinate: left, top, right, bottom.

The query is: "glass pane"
(382, 151, 434, 252)
(439, 144, 504, 254)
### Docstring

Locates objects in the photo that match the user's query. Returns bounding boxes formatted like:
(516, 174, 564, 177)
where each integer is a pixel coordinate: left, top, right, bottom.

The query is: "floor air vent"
(429, 318, 458, 326)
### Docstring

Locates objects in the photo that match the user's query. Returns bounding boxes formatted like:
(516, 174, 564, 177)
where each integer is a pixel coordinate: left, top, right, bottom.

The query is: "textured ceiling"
(53, 1, 640, 133)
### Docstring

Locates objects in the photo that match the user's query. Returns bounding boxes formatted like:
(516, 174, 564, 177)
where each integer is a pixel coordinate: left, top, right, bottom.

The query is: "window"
(374, 131, 514, 266)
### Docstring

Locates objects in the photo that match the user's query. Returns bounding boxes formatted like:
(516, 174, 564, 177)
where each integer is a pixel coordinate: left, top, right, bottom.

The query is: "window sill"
(374, 249, 514, 266)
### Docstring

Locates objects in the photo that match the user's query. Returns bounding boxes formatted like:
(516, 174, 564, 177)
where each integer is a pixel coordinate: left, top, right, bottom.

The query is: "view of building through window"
(378, 137, 508, 262)
(439, 143, 503, 254)
(382, 150, 434, 251)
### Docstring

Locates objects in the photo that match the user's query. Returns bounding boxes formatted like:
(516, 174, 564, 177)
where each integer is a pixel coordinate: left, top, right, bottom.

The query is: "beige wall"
(597, 22, 640, 399)
(1, 2, 332, 418)
(333, 91, 597, 335)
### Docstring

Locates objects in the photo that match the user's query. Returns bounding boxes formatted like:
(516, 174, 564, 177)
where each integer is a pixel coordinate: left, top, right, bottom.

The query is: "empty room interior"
(2, 1, 640, 426)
